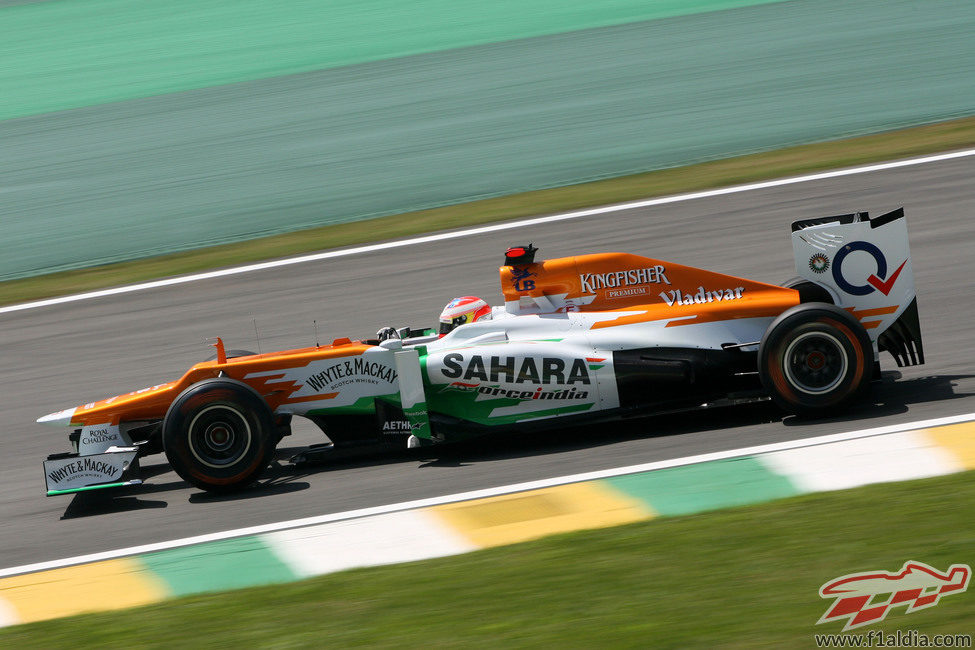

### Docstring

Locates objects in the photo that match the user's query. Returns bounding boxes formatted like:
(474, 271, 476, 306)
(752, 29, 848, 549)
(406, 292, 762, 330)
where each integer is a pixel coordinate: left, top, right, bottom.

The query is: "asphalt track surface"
(2, 156, 975, 569)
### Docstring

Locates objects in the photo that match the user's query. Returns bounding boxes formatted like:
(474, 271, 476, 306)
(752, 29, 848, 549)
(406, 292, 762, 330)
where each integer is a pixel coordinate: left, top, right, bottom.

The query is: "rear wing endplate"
(791, 207, 923, 367)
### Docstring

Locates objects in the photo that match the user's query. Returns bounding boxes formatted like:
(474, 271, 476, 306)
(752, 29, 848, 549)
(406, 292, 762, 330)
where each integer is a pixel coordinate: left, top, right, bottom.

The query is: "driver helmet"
(439, 296, 491, 335)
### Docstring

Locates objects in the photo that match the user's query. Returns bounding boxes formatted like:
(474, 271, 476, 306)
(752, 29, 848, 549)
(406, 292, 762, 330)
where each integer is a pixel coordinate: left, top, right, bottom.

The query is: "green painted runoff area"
(4, 472, 971, 646)
(0, 0, 782, 121)
(3, 0, 973, 281)
(140, 538, 297, 597)
(607, 457, 800, 516)
(87, 459, 802, 599)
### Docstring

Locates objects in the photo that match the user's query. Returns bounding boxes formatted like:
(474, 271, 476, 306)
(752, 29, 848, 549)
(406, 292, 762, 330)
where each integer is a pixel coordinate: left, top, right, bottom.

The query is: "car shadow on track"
(313, 373, 974, 468)
(59, 462, 179, 518)
(58, 461, 315, 516)
(781, 373, 975, 427)
(61, 493, 168, 520)
(187, 478, 312, 504)
(56, 372, 973, 516)
(273, 401, 786, 475)
(414, 401, 786, 468)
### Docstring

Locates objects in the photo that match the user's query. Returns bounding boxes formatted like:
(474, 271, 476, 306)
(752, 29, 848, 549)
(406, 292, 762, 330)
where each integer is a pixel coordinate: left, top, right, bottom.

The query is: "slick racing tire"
(162, 378, 276, 493)
(758, 303, 873, 416)
(779, 277, 834, 304)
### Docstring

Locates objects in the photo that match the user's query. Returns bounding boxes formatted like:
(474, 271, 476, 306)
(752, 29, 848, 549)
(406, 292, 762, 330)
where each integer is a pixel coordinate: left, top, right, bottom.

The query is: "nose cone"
(37, 407, 77, 427)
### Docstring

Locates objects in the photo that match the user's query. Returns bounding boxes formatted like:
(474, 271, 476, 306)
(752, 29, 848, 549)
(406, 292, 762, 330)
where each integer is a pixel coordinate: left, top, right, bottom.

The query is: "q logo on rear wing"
(818, 560, 970, 631)
(790, 209, 923, 364)
(832, 240, 908, 297)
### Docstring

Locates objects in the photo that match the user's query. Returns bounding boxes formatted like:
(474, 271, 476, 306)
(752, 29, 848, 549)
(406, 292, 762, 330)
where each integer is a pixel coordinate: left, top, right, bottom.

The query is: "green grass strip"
(3, 471, 972, 646)
(3, 115, 975, 309)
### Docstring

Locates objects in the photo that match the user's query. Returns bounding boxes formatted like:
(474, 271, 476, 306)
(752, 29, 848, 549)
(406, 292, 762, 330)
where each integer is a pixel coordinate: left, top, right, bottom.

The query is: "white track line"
(2, 411, 972, 579)
(3, 147, 975, 316)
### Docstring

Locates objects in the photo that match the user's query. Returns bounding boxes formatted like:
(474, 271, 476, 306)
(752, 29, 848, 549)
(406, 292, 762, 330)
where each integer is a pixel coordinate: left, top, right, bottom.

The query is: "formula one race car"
(39, 208, 923, 496)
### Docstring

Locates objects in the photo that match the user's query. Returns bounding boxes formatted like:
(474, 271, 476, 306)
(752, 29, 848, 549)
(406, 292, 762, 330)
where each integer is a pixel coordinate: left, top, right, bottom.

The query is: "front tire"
(163, 379, 276, 493)
(759, 304, 872, 416)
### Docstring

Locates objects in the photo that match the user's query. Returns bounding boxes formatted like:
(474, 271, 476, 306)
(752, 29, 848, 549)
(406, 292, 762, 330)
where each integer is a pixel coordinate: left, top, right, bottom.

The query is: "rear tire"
(163, 379, 276, 493)
(759, 304, 872, 416)
(780, 277, 834, 304)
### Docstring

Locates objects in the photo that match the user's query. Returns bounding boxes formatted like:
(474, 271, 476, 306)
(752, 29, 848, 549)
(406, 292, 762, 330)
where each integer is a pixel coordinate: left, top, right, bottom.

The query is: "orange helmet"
(439, 296, 491, 335)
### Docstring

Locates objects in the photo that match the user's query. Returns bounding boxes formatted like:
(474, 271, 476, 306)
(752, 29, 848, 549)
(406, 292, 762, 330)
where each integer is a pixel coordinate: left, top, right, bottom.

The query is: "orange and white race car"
(39, 208, 923, 496)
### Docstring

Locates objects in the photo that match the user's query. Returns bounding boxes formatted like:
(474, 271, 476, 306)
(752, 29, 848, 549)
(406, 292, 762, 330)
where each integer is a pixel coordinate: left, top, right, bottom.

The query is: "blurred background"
(1, 0, 973, 282)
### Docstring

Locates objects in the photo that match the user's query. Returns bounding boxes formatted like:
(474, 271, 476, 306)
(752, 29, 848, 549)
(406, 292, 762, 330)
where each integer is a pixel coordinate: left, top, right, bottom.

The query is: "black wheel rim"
(783, 331, 848, 395)
(187, 405, 253, 468)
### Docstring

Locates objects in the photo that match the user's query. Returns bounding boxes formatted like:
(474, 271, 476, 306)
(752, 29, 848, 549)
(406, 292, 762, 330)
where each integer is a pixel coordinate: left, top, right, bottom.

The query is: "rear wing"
(791, 207, 923, 367)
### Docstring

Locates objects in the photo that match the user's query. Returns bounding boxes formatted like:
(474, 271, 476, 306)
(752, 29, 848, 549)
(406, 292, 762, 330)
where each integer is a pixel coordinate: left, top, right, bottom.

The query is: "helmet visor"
(439, 312, 473, 335)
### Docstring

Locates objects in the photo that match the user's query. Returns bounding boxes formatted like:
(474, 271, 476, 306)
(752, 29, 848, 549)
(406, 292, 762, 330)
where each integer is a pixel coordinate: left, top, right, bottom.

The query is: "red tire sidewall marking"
(768, 316, 864, 407)
(823, 318, 866, 389)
